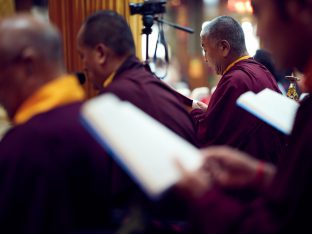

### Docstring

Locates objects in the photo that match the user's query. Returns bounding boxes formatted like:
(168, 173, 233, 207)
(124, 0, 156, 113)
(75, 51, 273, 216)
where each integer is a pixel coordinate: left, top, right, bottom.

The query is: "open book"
(80, 94, 202, 199)
(237, 88, 300, 135)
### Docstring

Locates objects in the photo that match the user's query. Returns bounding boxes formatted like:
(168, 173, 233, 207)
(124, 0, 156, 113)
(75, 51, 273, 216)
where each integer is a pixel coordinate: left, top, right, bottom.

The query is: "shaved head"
(0, 14, 63, 65)
(201, 16, 247, 57)
(76, 10, 135, 90)
(78, 10, 135, 56)
(0, 14, 65, 118)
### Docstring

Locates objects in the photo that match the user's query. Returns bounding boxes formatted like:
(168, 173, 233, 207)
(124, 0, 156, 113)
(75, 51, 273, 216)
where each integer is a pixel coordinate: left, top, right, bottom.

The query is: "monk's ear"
(20, 47, 36, 76)
(218, 40, 230, 57)
(94, 43, 109, 65)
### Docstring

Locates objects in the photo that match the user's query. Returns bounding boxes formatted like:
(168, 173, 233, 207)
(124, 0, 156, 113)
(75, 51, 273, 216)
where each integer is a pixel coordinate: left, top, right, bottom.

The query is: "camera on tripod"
(129, 0, 166, 16)
(129, 0, 193, 78)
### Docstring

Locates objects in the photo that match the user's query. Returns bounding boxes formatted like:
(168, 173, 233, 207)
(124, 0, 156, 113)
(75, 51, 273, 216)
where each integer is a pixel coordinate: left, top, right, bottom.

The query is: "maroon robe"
(100, 55, 199, 147)
(191, 58, 285, 163)
(190, 94, 312, 234)
(0, 102, 134, 233)
(0, 101, 190, 234)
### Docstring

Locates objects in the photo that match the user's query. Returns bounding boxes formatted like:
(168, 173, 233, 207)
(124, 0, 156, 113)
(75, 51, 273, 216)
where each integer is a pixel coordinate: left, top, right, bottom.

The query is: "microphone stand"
(141, 15, 194, 75)
(142, 15, 154, 72)
(154, 17, 194, 34)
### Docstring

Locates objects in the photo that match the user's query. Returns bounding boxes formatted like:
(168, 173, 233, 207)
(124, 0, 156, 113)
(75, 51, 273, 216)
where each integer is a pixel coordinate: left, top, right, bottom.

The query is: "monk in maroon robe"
(189, 80, 312, 234)
(192, 16, 285, 164)
(176, 0, 312, 233)
(0, 15, 134, 234)
(77, 10, 199, 147)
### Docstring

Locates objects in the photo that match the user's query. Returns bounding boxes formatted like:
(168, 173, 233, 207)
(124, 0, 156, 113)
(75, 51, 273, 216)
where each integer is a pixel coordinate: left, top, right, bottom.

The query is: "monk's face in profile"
(201, 36, 224, 75)
(251, 0, 311, 71)
(0, 45, 25, 113)
(0, 60, 15, 109)
(77, 26, 106, 90)
(77, 43, 101, 89)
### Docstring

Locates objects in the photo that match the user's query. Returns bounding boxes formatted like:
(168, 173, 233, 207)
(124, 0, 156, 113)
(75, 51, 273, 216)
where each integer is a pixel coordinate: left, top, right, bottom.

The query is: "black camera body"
(129, 0, 166, 16)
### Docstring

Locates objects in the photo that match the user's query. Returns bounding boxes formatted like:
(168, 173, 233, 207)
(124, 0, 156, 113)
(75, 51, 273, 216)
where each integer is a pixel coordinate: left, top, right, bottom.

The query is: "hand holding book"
(81, 94, 203, 199)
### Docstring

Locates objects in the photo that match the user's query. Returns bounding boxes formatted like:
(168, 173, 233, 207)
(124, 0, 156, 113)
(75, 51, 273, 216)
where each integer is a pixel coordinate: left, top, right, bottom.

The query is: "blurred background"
(148, 0, 257, 93)
(0, 0, 257, 93)
(0, 0, 258, 136)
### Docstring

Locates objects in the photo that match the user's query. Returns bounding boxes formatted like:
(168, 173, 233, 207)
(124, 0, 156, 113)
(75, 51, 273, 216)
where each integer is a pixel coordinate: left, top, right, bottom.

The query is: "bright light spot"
(241, 21, 259, 56)
(204, 0, 218, 6)
(227, 0, 253, 13)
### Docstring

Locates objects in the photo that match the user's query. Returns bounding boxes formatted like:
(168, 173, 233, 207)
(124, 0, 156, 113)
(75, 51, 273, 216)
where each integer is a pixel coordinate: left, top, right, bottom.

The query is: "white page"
(81, 94, 202, 199)
(237, 88, 299, 135)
